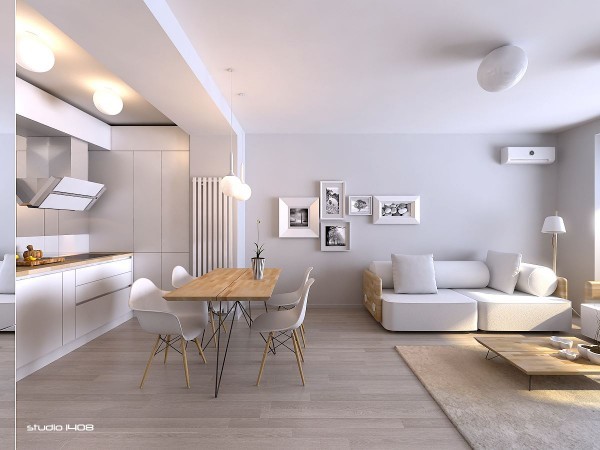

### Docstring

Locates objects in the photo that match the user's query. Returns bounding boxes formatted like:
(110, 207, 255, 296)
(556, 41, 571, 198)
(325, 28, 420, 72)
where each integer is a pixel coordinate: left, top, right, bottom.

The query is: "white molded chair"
(253, 278, 314, 386)
(129, 278, 208, 388)
(266, 267, 312, 347)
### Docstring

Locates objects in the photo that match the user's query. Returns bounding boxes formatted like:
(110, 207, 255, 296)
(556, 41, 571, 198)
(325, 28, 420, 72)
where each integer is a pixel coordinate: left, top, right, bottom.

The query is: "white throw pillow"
(485, 250, 522, 294)
(391, 254, 438, 294)
(515, 263, 558, 297)
(0, 254, 15, 294)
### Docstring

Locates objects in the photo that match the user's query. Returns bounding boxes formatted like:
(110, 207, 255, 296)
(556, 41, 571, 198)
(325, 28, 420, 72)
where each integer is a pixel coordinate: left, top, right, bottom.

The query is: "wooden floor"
(14, 308, 582, 449)
(0, 332, 14, 449)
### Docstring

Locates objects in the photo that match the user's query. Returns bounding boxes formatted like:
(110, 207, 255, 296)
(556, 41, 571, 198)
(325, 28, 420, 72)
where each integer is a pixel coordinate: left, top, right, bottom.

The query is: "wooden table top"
(163, 268, 281, 302)
(475, 336, 600, 376)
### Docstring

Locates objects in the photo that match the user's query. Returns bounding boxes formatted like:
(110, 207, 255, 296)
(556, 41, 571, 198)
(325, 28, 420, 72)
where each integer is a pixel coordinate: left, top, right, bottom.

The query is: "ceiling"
(21, 0, 600, 135)
(16, 0, 173, 126)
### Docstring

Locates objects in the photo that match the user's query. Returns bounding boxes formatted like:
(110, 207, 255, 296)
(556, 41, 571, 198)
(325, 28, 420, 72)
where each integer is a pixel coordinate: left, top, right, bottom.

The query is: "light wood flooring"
(0, 332, 14, 449)
(15, 308, 583, 449)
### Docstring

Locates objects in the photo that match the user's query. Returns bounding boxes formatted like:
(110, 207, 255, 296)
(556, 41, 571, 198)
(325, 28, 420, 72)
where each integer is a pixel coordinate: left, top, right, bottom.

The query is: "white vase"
(251, 257, 265, 280)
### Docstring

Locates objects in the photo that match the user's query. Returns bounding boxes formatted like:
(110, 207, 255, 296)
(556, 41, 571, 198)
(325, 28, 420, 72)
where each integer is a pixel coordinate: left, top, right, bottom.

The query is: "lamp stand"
(551, 232, 558, 274)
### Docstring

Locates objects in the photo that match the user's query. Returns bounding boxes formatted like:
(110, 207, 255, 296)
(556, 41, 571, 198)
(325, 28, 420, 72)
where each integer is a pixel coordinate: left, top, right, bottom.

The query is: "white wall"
(556, 118, 600, 311)
(89, 126, 190, 290)
(245, 133, 557, 306)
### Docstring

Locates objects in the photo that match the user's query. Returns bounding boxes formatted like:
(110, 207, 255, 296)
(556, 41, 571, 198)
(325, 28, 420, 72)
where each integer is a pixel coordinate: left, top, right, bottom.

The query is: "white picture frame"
(373, 196, 420, 224)
(279, 197, 320, 238)
(320, 180, 345, 220)
(320, 221, 351, 251)
(348, 195, 373, 216)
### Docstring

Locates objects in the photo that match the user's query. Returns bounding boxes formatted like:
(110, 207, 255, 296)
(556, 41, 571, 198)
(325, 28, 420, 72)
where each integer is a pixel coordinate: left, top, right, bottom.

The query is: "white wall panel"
(161, 253, 189, 291)
(133, 252, 162, 289)
(162, 151, 189, 253)
(134, 151, 161, 252)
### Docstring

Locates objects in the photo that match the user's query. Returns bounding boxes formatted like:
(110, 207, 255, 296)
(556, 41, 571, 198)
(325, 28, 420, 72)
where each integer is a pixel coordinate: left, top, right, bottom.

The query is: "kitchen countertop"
(16, 253, 133, 277)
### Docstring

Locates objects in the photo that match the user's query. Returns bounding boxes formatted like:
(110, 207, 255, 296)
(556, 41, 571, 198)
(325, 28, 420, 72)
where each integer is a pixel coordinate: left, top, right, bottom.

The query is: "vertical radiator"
(192, 177, 234, 277)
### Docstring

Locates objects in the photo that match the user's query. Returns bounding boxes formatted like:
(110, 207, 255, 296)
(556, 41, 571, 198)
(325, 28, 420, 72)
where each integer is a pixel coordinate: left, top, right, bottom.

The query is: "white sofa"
(363, 260, 571, 332)
(0, 254, 15, 331)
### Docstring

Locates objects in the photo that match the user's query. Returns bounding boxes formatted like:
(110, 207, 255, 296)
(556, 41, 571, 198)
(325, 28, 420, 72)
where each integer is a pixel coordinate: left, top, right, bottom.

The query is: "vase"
(251, 257, 265, 280)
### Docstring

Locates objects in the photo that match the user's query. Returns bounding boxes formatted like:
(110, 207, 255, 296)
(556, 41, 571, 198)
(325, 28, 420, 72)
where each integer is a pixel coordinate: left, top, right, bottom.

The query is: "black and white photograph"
(289, 208, 309, 227)
(320, 221, 351, 251)
(319, 181, 346, 219)
(348, 195, 373, 215)
(279, 197, 320, 238)
(373, 196, 421, 224)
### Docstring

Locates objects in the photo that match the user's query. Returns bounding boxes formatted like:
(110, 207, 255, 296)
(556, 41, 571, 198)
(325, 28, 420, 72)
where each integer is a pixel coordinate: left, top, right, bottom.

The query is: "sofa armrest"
(553, 277, 568, 300)
(363, 269, 382, 323)
(584, 281, 600, 301)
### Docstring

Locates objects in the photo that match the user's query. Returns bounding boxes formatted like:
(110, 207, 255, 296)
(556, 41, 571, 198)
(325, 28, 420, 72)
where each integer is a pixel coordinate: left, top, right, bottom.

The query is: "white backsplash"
(16, 234, 90, 257)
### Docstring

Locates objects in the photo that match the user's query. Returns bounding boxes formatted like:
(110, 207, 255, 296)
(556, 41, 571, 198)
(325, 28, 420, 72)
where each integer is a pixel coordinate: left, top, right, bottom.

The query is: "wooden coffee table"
(475, 336, 600, 390)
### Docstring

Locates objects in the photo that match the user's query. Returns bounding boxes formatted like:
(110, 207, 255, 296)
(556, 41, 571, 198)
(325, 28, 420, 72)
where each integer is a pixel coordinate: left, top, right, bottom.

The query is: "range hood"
(17, 176, 106, 211)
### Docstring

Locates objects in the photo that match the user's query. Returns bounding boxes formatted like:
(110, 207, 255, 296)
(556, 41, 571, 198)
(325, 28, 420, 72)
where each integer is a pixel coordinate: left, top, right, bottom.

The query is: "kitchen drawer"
(76, 258, 132, 286)
(76, 271, 132, 305)
(76, 288, 131, 338)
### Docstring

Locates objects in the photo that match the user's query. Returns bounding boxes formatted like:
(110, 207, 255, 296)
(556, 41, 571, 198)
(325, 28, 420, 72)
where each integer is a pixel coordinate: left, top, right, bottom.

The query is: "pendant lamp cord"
(228, 68, 234, 173)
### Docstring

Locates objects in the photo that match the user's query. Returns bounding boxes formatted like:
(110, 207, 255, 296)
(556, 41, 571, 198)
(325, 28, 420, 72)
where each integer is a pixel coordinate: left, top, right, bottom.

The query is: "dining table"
(164, 267, 281, 397)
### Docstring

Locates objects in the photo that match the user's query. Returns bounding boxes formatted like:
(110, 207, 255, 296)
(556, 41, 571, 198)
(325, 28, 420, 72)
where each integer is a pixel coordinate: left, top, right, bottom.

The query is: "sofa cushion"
(0, 254, 15, 295)
(369, 261, 394, 289)
(455, 288, 571, 332)
(391, 254, 437, 294)
(381, 288, 478, 331)
(485, 250, 522, 294)
(434, 261, 489, 288)
(515, 263, 558, 297)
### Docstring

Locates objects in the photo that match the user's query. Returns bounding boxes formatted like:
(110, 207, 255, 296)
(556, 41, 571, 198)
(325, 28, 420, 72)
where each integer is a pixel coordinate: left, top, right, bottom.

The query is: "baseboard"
(307, 304, 363, 309)
(16, 311, 133, 381)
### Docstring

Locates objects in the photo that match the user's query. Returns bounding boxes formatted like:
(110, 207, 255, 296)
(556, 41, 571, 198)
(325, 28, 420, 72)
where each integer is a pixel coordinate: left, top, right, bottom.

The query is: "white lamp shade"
(541, 216, 566, 234)
(233, 183, 252, 201)
(16, 32, 55, 73)
(221, 175, 241, 196)
(477, 45, 528, 92)
(93, 88, 124, 115)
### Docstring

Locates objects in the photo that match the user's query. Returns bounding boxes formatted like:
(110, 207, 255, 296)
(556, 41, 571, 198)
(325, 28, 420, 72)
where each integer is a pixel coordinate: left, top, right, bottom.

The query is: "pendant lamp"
(221, 68, 241, 197)
(234, 163, 252, 201)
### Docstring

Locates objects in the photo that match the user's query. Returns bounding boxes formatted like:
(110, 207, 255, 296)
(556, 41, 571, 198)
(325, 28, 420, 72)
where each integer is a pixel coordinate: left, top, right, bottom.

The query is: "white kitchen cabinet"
(16, 272, 63, 368)
(63, 270, 76, 345)
(161, 151, 189, 253)
(76, 258, 132, 285)
(76, 288, 130, 339)
(134, 151, 162, 252)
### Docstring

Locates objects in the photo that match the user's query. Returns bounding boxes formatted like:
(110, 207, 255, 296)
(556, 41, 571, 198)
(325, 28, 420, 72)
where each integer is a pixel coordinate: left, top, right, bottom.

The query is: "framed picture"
(373, 196, 420, 224)
(320, 221, 351, 251)
(279, 197, 319, 238)
(348, 195, 372, 216)
(320, 180, 345, 219)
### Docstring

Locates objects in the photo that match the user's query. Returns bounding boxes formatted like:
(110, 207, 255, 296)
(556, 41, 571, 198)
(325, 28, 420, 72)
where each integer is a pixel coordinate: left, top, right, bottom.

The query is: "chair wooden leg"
(293, 330, 304, 362)
(140, 334, 161, 389)
(163, 335, 170, 364)
(292, 329, 306, 386)
(257, 332, 273, 386)
(194, 338, 207, 364)
(209, 310, 218, 348)
(300, 324, 307, 348)
(181, 339, 190, 388)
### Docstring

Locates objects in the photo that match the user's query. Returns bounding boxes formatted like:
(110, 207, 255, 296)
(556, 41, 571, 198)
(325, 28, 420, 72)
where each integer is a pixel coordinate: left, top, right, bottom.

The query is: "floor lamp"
(541, 213, 566, 274)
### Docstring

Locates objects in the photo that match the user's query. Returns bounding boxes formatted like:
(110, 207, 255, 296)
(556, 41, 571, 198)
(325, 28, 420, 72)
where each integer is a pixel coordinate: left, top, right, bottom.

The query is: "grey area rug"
(395, 345, 600, 450)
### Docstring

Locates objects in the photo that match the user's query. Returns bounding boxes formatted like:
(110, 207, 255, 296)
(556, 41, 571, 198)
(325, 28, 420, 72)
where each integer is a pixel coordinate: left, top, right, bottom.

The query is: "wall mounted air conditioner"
(501, 147, 555, 165)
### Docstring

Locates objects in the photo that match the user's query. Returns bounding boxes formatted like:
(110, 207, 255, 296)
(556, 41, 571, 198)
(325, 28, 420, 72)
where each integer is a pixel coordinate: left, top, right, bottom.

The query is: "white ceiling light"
(16, 31, 55, 73)
(93, 87, 124, 115)
(477, 45, 528, 92)
(221, 68, 242, 197)
(233, 163, 252, 201)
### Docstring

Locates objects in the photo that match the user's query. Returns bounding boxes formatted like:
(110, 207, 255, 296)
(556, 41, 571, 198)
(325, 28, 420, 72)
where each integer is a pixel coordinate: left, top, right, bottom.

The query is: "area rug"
(395, 345, 600, 450)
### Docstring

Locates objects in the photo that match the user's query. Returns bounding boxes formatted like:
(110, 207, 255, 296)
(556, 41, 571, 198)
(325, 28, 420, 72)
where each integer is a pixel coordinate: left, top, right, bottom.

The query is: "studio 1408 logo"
(27, 424, 94, 432)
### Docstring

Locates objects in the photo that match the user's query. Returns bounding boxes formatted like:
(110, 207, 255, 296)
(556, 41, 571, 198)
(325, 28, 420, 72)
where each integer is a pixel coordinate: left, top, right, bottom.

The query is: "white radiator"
(192, 177, 234, 277)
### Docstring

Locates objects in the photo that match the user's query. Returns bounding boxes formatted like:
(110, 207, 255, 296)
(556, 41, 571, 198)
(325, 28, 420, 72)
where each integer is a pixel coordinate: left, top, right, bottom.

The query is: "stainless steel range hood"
(17, 176, 105, 211)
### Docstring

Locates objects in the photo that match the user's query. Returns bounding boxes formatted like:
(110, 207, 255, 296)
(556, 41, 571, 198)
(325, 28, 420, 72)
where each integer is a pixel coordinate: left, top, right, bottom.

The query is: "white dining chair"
(172, 266, 225, 348)
(129, 278, 208, 389)
(266, 267, 313, 347)
(253, 278, 314, 386)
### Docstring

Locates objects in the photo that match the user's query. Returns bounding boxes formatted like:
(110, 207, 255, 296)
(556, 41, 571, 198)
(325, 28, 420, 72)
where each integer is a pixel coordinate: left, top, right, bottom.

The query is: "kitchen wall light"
(93, 87, 123, 115)
(16, 31, 55, 73)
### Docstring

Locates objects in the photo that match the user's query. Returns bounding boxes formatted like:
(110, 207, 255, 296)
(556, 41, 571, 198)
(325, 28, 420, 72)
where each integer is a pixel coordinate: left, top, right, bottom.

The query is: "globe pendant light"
(477, 45, 528, 92)
(16, 31, 55, 73)
(221, 68, 241, 197)
(234, 163, 252, 201)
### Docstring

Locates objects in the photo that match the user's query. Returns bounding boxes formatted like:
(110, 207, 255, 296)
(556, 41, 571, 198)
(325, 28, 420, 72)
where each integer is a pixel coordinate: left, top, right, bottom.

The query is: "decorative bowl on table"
(550, 336, 573, 349)
(558, 349, 579, 361)
(588, 347, 600, 365)
(577, 344, 592, 359)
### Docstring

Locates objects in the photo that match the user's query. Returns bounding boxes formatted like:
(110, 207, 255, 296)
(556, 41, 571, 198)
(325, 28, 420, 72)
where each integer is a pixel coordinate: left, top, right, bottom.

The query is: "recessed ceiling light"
(16, 31, 55, 73)
(477, 45, 528, 92)
(93, 87, 123, 115)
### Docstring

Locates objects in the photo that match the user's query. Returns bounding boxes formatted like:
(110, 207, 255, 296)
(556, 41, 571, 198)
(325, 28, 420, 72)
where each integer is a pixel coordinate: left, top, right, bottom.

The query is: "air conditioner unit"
(501, 147, 555, 165)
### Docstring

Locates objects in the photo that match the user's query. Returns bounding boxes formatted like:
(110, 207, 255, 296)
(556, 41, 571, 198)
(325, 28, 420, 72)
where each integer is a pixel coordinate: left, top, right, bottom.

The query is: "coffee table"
(475, 336, 600, 390)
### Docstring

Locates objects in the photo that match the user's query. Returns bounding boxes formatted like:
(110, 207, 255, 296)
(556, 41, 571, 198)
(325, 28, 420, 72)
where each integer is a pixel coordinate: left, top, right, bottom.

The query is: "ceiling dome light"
(93, 87, 124, 115)
(16, 31, 55, 73)
(477, 45, 528, 92)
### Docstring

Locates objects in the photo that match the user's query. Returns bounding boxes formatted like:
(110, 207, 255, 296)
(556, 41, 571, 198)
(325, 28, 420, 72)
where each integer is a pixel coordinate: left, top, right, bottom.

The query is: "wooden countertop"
(16, 253, 133, 277)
